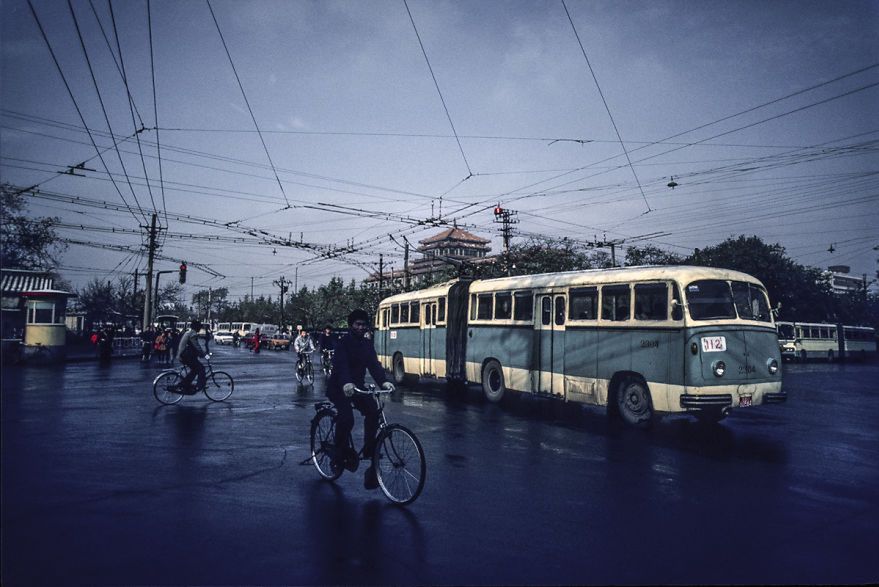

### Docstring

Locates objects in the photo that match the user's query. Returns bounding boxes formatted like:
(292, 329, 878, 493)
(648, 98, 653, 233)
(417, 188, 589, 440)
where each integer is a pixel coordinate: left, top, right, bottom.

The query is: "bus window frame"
(513, 290, 533, 322)
(568, 286, 598, 322)
(634, 282, 669, 321)
(600, 284, 632, 323)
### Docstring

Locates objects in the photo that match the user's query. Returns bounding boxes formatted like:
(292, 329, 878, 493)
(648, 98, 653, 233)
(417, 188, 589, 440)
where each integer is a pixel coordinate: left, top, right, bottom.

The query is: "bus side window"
(477, 294, 493, 320)
(495, 292, 512, 320)
(424, 303, 432, 326)
(470, 294, 477, 320)
(411, 302, 420, 324)
(634, 283, 668, 320)
(391, 304, 400, 325)
(601, 285, 630, 321)
(513, 291, 533, 321)
(438, 298, 446, 323)
(400, 303, 410, 323)
(569, 287, 597, 320)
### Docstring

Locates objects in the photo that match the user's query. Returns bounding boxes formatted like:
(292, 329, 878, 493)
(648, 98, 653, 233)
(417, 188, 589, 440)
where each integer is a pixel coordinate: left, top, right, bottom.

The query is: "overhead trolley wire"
(25, 0, 144, 225)
(206, 0, 291, 210)
(561, 0, 651, 213)
(403, 0, 473, 177)
(147, 0, 169, 234)
(107, 0, 158, 216)
(67, 0, 150, 223)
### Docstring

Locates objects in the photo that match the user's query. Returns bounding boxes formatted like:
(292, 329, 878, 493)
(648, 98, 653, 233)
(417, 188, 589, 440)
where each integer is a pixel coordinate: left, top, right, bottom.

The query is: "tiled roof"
(1, 269, 54, 294)
(419, 227, 490, 245)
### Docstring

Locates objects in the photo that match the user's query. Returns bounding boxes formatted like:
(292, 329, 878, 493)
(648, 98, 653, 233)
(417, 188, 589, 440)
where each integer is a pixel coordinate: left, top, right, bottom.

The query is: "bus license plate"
(701, 336, 726, 352)
(740, 396, 752, 407)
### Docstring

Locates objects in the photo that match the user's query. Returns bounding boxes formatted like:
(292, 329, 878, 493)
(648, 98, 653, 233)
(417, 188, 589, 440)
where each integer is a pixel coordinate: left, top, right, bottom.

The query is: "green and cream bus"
(776, 321, 876, 362)
(375, 266, 786, 427)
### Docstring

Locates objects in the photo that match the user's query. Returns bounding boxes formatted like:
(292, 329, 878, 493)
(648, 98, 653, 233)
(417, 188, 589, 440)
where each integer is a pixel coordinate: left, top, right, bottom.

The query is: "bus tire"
(392, 353, 406, 386)
(482, 360, 505, 403)
(617, 378, 653, 429)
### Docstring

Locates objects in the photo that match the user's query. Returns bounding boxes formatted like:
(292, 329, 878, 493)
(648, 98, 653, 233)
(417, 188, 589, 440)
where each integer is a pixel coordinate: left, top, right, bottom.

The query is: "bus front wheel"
(482, 360, 505, 403)
(617, 378, 653, 429)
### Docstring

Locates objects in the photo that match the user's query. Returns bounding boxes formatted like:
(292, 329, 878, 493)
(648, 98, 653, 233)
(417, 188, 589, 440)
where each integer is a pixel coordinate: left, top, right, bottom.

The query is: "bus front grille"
(680, 394, 733, 409)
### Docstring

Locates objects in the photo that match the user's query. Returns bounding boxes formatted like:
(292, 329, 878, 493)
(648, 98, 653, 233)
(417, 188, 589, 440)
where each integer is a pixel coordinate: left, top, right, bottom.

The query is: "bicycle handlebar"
(353, 385, 391, 395)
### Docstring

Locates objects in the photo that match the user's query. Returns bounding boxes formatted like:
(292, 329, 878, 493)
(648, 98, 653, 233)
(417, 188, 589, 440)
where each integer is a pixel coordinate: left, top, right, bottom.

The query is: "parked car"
(269, 333, 292, 351)
(213, 330, 234, 345)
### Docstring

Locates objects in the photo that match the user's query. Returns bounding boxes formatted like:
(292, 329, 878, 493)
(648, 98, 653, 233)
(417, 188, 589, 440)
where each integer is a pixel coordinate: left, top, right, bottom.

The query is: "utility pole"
(133, 269, 139, 317)
(379, 254, 384, 294)
(493, 205, 519, 275)
(403, 236, 411, 290)
(142, 213, 160, 329)
(273, 276, 290, 330)
(207, 287, 212, 324)
(250, 277, 254, 300)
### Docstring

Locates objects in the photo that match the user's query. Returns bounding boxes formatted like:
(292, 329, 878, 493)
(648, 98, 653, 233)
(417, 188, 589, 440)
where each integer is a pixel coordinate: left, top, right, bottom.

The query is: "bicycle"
(308, 384, 426, 506)
(152, 354, 234, 405)
(320, 349, 334, 377)
(296, 352, 315, 384)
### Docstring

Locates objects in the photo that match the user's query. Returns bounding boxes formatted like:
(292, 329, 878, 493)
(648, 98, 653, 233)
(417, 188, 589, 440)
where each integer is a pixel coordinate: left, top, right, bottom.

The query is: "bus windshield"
(686, 280, 771, 322)
(777, 323, 795, 339)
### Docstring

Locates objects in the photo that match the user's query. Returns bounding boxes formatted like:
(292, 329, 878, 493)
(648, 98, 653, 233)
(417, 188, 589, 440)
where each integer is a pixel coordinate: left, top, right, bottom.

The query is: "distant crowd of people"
(138, 326, 183, 365)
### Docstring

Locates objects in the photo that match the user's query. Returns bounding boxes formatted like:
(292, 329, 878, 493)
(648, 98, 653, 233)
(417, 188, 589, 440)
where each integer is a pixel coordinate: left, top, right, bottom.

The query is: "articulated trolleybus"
(375, 266, 786, 427)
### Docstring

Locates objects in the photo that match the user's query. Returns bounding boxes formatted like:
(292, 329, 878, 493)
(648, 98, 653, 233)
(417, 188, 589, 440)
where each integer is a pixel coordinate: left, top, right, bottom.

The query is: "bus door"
(535, 292, 566, 397)
(378, 307, 390, 369)
(420, 300, 437, 375)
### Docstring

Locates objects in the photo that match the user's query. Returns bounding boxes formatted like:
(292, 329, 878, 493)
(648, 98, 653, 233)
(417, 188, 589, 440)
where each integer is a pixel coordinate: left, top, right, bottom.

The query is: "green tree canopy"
(1, 184, 66, 269)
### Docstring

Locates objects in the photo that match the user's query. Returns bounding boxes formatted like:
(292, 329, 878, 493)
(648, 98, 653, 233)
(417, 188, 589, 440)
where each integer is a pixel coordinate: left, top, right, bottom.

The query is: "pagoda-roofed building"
(366, 225, 494, 289)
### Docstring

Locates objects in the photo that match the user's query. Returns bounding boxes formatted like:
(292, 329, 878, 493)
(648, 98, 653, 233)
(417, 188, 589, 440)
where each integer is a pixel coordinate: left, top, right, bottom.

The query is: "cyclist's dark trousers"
(328, 389, 379, 458)
(181, 356, 206, 390)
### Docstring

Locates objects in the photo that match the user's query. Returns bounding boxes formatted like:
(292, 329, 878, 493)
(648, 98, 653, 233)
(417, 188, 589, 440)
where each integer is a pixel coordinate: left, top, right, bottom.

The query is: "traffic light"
(494, 206, 503, 216)
(179, 262, 187, 284)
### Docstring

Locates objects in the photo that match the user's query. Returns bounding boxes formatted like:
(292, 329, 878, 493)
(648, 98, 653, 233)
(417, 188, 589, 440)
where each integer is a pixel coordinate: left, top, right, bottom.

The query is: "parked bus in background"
(375, 266, 786, 427)
(154, 314, 179, 331)
(231, 322, 254, 337)
(776, 321, 877, 362)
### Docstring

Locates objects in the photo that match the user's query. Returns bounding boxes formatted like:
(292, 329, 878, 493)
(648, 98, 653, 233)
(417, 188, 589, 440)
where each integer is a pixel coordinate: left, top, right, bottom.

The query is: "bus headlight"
(712, 360, 726, 377)
(767, 358, 779, 375)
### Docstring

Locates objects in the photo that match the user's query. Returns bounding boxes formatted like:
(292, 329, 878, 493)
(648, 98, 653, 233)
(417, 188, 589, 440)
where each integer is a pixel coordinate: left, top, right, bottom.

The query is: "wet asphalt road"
(2, 345, 878, 585)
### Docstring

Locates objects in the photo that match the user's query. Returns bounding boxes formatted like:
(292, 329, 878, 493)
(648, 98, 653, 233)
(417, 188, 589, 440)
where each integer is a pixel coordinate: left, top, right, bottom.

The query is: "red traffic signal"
(494, 206, 503, 216)
(179, 262, 187, 284)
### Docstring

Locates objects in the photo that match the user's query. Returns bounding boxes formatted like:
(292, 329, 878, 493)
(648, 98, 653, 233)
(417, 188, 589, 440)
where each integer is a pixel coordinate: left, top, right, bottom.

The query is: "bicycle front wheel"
(305, 362, 314, 384)
(373, 424, 426, 505)
(153, 371, 184, 405)
(205, 371, 234, 401)
(310, 410, 343, 481)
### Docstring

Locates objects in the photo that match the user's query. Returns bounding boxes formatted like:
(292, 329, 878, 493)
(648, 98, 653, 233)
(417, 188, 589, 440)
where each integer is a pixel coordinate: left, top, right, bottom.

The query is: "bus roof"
(467, 265, 765, 294)
(379, 279, 461, 304)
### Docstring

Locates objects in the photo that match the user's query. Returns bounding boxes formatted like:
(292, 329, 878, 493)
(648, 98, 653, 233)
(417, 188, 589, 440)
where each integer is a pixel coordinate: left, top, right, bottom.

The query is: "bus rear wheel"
(482, 360, 505, 403)
(617, 378, 653, 429)
(392, 353, 406, 386)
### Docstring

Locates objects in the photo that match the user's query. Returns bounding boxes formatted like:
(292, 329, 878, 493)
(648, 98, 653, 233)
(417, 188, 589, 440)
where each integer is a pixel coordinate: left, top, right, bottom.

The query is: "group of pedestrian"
(89, 326, 117, 362)
(140, 326, 181, 365)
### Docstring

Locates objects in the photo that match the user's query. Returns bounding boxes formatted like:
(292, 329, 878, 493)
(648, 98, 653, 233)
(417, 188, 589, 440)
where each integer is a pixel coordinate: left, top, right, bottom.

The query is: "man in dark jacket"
(327, 309, 395, 489)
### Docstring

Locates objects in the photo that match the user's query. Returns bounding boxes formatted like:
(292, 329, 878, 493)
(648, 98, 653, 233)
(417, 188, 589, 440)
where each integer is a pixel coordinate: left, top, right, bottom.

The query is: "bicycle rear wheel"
(205, 371, 234, 401)
(310, 410, 343, 480)
(153, 371, 184, 405)
(373, 424, 426, 505)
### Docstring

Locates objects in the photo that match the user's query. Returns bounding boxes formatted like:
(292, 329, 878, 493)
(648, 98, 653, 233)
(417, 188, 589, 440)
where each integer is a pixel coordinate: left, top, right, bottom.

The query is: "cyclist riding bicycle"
(176, 319, 207, 393)
(294, 329, 316, 369)
(328, 309, 395, 489)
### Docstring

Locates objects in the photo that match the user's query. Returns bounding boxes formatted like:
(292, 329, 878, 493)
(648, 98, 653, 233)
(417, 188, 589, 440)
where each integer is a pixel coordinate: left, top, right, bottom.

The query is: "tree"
(685, 235, 833, 322)
(0, 183, 67, 269)
(625, 245, 684, 267)
(192, 287, 229, 320)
